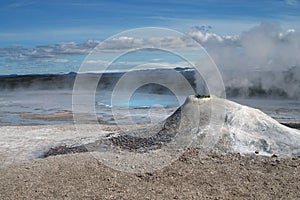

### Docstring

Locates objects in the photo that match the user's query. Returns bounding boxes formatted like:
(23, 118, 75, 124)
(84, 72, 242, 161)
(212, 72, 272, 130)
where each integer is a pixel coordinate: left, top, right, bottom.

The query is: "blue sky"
(1, 0, 300, 47)
(1, 0, 300, 76)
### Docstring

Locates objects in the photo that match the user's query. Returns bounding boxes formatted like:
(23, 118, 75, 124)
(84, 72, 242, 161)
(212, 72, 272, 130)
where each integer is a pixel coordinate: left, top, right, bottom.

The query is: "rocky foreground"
(1, 148, 300, 199)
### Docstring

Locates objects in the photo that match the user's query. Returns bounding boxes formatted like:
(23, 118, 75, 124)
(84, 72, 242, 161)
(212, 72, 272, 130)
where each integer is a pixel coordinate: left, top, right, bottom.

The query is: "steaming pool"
(0, 89, 299, 126)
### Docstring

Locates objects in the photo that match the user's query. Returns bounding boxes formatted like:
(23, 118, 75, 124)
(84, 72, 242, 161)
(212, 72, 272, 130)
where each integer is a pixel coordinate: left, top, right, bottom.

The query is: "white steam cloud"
(188, 23, 300, 71)
(188, 23, 300, 99)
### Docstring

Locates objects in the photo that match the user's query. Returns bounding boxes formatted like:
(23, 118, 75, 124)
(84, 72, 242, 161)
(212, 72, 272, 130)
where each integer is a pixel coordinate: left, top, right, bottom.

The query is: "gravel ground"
(1, 148, 300, 200)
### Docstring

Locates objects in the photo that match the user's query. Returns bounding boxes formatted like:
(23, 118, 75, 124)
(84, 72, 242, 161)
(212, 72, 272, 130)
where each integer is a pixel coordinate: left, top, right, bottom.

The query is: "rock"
(44, 145, 88, 157)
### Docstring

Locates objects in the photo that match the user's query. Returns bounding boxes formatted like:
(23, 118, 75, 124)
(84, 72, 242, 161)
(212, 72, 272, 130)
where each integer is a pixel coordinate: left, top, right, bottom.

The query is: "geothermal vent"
(164, 95, 300, 157)
(45, 95, 300, 159)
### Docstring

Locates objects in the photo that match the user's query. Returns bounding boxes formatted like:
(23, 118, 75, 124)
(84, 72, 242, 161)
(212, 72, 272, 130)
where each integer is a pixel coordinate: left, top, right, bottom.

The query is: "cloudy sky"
(0, 0, 300, 75)
(1, 0, 300, 46)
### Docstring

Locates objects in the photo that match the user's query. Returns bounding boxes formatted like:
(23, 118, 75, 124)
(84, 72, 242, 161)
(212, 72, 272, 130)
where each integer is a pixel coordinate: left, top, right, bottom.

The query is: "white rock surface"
(172, 96, 300, 157)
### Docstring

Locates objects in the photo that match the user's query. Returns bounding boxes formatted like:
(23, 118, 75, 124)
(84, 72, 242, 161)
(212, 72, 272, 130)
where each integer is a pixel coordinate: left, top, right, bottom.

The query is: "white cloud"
(1, 22, 300, 72)
(189, 22, 300, 71)
(53, 59, 69, 63)
(284, 0, 298, 6)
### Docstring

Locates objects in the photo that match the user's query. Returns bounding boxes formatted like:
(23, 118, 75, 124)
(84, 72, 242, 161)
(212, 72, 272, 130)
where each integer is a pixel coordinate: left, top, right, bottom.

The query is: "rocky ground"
(1, 148, 300, 199)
